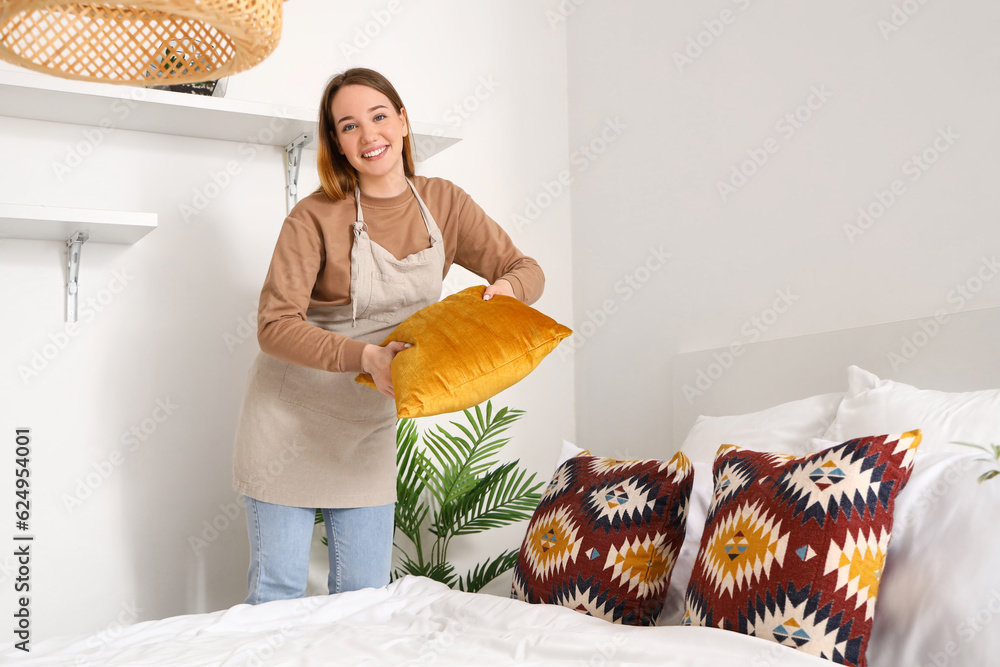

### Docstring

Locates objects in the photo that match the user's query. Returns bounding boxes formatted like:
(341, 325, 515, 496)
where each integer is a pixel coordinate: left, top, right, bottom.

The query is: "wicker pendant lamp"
(0, 1, 284, 85)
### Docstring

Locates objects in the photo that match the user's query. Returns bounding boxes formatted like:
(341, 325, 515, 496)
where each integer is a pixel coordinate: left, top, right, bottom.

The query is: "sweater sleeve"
(450, 187, 545, 305)
(256, 215, 368, 373)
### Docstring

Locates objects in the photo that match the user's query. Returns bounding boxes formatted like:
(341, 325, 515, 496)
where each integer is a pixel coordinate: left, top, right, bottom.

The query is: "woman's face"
(330, 84, 409, 190)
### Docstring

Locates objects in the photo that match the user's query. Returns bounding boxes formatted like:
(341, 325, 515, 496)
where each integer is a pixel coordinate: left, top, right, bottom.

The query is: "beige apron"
(232, 178, 445, 508)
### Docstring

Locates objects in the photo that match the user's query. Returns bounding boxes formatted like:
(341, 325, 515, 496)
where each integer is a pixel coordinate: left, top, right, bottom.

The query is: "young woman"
(231, 68, 545, 604)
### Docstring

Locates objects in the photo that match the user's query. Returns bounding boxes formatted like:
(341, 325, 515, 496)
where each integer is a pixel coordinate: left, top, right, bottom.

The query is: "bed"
(3, 306, 998, 666)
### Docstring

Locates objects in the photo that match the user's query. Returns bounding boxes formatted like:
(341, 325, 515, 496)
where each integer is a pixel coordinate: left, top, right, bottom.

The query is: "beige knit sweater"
(256, 176, 545, 372)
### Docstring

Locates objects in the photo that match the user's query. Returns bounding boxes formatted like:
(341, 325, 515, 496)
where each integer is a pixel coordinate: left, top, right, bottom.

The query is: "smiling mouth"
(362, 146, 388, 159)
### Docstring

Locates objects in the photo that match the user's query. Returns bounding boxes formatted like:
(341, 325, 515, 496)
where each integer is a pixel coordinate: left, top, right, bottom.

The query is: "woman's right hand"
(361, 341, 411, 399)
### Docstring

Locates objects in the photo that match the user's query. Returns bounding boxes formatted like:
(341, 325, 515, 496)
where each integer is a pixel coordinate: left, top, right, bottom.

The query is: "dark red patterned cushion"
(511, 452, 693, 625)
(682, 431, 921, 666)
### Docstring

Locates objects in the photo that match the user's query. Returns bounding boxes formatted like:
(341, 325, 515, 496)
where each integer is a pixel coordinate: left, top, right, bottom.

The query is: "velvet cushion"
(511, 452, 694, 626)
(355, 285, 571, 418)
(682, 431, 921, 667)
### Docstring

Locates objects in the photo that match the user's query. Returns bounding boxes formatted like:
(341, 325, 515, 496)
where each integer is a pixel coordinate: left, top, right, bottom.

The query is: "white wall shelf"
(0, 203, 156, 245)
(0, 203, 157, 322)
(0, 69, 462, 161)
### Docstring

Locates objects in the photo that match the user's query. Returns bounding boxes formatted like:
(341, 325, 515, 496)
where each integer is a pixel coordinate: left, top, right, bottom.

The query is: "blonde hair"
(313, 68, 415, 201)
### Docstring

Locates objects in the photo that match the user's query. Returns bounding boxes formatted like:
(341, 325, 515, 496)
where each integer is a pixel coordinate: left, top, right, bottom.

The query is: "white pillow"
(553, 439, 585, 469)
(823, 366, 1000, 453)
(657, 460, 712, 626)
(679, 392, 844, 463)
(859, 447, 999, 667)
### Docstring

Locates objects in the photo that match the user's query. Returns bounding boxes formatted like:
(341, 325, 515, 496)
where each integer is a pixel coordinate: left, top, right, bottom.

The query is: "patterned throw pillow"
(682, 431, 921, 667)
(511, 452, 693, 626)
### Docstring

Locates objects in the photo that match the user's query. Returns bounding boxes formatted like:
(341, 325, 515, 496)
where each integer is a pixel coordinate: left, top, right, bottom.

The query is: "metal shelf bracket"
(285, 132, 314, 214)
(66, 231, 89, 323)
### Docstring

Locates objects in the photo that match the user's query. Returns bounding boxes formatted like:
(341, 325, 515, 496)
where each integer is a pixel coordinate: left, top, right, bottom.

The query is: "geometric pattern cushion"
(512, 452, 693, 626)
(682, 431, 921, 667)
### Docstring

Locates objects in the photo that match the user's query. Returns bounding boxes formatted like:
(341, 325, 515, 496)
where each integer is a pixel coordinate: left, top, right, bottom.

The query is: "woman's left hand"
(483, 279, 515, 301)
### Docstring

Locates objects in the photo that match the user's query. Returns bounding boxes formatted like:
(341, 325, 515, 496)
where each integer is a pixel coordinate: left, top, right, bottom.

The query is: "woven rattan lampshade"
(0, 1, 283, 85)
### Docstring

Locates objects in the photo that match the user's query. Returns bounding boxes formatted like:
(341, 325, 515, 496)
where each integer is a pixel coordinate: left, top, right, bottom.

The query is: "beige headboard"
(670, 305, 1000, 447)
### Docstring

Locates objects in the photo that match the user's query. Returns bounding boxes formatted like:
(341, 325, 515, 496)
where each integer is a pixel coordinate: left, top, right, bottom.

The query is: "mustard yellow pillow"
(355, 285, 572, 418)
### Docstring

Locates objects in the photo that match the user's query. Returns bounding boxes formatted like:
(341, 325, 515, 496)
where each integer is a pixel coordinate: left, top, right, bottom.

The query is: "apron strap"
(405, 177, 443, 245)
(349, 180, 442, 328)
(350, 187, 367, 328)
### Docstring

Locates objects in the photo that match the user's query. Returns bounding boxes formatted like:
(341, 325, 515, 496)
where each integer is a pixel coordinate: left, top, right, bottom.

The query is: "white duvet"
(1, 576, 832, 666)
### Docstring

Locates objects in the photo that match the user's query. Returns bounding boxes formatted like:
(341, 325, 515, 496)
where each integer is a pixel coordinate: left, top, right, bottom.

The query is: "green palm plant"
(315, 402, 543, 593)
(393, 402, 542, 592)
(952, 441, 1000, 483)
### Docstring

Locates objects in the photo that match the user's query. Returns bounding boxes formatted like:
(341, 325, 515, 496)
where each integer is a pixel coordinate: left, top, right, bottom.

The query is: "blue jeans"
(243, 496, 394, 604)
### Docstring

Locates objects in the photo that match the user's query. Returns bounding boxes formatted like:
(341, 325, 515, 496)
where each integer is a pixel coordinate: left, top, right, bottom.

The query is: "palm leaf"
(458, 548, 521, 593)
(421, 405, 525, 509)
(395, 419, 430, 544)
(393, 552, 458, 588)
(950, 440, 1000, 483)
(952, 441, 991, 454)
(442, 462, 542, 537)
(390, 401, 535, 591)
(423, 432, 503, 503)
(419, 428, 475, 502)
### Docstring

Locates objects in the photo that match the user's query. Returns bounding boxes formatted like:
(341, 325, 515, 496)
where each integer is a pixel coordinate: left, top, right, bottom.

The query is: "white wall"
(0, 0, 573, 641)
(566, 1, 1000, 457)
(9, 0, 994, 647)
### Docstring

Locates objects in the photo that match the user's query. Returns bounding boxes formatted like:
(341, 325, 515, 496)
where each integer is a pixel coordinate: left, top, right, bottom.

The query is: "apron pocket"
(278, 362, 392, 422)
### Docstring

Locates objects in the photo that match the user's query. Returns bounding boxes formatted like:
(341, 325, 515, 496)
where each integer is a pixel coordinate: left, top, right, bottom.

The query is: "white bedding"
(1, 576, 832, 666)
